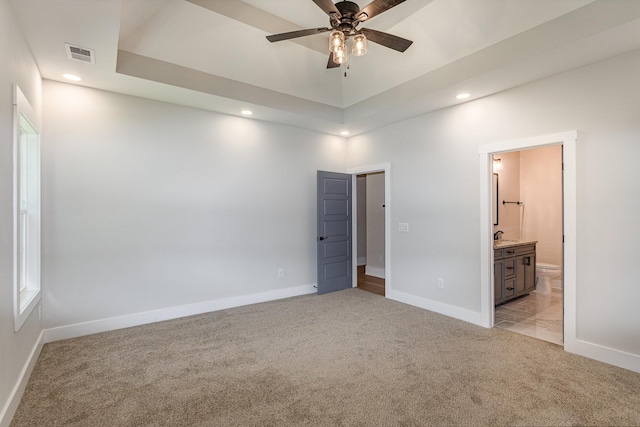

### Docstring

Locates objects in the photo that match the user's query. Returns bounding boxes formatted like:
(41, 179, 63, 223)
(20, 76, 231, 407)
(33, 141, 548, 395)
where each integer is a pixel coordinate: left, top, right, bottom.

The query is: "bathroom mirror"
(493, 173, 499, 225)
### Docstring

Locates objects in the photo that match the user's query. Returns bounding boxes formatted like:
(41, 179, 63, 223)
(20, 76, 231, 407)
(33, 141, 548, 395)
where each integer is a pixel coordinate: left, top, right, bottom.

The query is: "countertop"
(493, 239, 538, 249)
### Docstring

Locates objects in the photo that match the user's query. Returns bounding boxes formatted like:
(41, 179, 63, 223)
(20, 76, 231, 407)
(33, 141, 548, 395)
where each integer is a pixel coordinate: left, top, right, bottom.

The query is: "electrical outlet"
(38, 305, 42, 321)
(437, 278, 445, 289)
(277, 268, 284, 278)
(399, 222, 409, 232)
(378, 255, 384, 263)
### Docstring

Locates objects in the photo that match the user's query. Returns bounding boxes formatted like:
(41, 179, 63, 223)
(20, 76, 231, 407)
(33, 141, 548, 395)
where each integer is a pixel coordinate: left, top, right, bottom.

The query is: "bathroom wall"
(520, 146, 563, 275)
(494, 146, 563, 281)
(493, 151, 521, 239)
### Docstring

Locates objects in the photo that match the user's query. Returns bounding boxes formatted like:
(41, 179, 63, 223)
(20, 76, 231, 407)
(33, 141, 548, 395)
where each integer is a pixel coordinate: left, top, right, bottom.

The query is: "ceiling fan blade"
(266, 27, 331, 42)
(360, 28, 413, 52)
(356, 0, 406, 22)
(313, 0, 340, 16)
(327, 53, 340, 69)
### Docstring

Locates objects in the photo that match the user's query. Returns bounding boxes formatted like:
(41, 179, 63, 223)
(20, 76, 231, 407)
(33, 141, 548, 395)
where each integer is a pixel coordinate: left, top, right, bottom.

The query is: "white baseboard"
(387, 289, 485, 327)
(564, 337, 640, 374)
(365, 265, 385, 279)
(44, 284, 317, 343)
(357, 257, 366, 266)
(0, 331, 44, 427)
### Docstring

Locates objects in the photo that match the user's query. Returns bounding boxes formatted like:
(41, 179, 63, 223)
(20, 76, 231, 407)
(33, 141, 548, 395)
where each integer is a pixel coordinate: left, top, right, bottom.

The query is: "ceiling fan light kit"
(352, 33, 368, 56)
(333, 43, 349, 64)
(329, 30, 345, 52)
(266, 0, 413, 69)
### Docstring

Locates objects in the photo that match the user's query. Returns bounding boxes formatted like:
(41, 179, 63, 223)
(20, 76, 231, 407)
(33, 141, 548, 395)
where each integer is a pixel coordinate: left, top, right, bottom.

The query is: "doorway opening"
(348, 163, 391, 297)
(491, 146, 564, 345)
(356, 173, 385, 296)
(478, 130, 577, 353)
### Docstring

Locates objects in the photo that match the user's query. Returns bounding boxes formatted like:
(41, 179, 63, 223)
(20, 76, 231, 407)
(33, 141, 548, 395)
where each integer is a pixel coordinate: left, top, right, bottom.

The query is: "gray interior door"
(317, 171, 352, 295)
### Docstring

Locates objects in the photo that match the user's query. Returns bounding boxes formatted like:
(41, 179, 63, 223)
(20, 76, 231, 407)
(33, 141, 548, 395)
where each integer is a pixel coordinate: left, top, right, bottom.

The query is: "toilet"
(536, 262, 561, 294)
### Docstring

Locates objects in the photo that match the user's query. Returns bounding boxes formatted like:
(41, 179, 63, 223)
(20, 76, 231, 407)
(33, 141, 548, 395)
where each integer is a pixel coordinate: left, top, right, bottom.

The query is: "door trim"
(479, 130, 577, 345)
(347, 163, 391, 295)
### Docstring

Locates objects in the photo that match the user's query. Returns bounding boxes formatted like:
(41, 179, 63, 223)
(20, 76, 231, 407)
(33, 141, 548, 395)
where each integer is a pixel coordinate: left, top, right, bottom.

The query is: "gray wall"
(41, 81, 347, 328)
(356, 175, 366, 265)
(0, 0, 43, 423)
(365, 172, 385, 277)
(346, 49, 640, 358)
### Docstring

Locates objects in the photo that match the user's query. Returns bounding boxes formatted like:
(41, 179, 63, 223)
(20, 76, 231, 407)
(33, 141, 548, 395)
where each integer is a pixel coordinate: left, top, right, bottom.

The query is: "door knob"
(318, 236, 328, 241)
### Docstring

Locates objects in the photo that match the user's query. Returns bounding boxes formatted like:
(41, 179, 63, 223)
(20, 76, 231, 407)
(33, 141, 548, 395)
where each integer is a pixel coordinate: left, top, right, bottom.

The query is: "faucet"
(494, 230, 504, 241)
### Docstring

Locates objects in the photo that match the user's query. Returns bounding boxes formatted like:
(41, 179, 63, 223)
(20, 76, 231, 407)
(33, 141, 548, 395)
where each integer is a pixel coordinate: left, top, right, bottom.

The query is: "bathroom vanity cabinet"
(494, 242, 536, 305)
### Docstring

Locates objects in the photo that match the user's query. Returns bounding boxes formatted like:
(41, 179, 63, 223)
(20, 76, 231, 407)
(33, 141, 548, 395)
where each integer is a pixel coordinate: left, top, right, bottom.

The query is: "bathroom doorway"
(479, 131, 577, 353)
(491, 146, 564, 345)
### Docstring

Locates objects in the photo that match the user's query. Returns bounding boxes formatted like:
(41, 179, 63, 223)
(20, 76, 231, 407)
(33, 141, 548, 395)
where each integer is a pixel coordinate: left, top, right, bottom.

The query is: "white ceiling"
(10, 0, 640, 136)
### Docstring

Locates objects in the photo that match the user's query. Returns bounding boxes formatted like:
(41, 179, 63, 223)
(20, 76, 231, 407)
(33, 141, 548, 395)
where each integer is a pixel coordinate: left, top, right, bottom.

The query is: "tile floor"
(495, 288, 563, 345)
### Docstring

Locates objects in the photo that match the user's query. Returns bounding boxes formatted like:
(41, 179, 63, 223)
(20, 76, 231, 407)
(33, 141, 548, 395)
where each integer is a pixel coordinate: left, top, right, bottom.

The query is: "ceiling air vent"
(65, 43, 95, 63)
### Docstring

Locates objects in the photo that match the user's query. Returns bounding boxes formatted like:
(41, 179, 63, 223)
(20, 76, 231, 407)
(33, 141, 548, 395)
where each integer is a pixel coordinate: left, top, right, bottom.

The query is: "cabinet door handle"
(524, 256, 531, 266)
(506, 266, 514, 270)
(506, 287, 514, 291)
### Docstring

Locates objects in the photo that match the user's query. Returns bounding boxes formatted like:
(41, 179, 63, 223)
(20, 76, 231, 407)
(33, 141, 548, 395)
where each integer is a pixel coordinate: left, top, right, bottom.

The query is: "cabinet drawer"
(515, 244, 536, 255)
(494, 249, 503, 259)
(503, 258, 516, 278)
(503, 247, 516, 257)
(504, 279, 516, 298)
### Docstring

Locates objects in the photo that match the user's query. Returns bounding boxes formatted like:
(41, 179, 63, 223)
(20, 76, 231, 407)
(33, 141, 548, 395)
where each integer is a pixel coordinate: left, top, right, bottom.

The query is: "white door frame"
(348, 163, 391, 295)
(478, 131, 577, 350)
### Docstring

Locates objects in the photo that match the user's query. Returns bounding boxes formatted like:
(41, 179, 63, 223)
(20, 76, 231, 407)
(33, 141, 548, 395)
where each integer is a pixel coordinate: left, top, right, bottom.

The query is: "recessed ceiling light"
(62, 73, 82, 82)
(456, 93, 470, 100)
(241, 110, 253, 116)
(340, 131, 350, 136)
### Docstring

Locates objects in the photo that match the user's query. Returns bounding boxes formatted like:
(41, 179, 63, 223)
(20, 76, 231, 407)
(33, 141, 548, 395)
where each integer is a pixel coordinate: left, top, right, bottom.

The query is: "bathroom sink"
(493, 239, 522, 247)
(494, 239, 538, 248)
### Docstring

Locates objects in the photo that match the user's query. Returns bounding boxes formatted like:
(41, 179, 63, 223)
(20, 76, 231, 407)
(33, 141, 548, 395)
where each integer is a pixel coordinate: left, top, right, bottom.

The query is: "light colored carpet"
(11, 289, 640, 426)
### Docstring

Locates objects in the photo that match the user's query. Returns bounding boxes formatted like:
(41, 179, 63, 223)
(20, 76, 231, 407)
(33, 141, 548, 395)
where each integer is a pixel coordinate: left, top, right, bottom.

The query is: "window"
(13, 85, 41, 331)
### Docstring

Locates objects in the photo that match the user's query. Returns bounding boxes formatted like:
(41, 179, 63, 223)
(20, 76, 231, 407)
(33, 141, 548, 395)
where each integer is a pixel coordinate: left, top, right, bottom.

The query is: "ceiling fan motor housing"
(333, 1, 362, 34)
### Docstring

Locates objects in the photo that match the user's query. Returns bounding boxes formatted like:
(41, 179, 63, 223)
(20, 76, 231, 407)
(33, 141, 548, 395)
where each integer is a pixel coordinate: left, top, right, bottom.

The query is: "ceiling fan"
(266, 0, 413, 69)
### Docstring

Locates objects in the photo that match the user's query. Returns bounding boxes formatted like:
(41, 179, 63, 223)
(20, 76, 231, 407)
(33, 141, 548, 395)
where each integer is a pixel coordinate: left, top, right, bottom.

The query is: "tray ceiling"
(10, 0, 640, 135)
